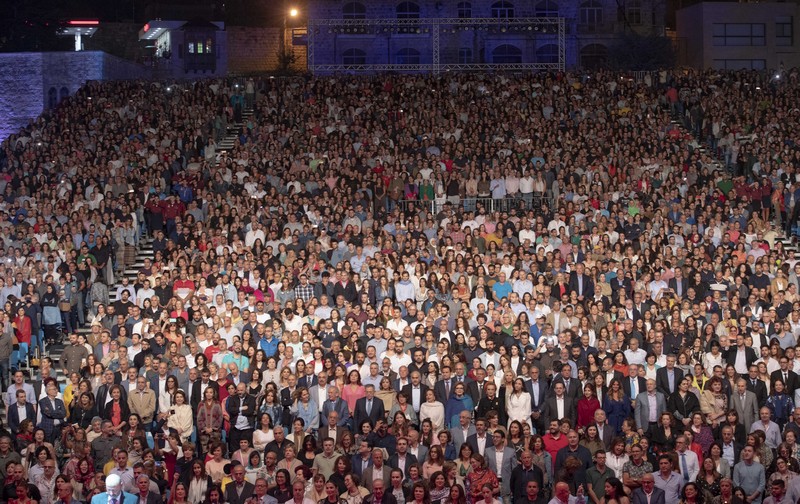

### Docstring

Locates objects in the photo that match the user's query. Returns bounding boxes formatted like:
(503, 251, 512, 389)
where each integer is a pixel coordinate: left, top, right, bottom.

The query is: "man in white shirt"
(471, 418, 490, 456)
(675, 436, 699, 482)
(624, 338, 647, 366)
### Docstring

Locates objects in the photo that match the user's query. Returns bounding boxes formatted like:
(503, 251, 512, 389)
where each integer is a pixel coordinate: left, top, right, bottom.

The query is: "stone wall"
(227, 26, 283, 73)
(227, 26, 307, 74)
(0, 51, 150, 143)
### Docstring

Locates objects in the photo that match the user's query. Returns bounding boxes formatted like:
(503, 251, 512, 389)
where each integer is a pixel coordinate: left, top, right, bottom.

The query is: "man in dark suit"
(593, 410, 615, 451)
(719, 425, 743, 466)
(542, 382, 576, 427)
(279, 375, 298, 427)
(320, 386, 351, 428)
(351, 439, 373, 479)
(655, 355, 684, 396)
(38, 383, 67, 443)
(7, 389, 36, 434)
(510, 450, 545, 503)
(224, 464, 255, 504)
(622, 364, 647, 407)
(134, 474, 163, 504)
(526, 367, 548, 433)
(96, 369, 119, 413)
(354, 385, 385, 430)
(600, 357, 625, 387)
(318, 411, 346, 446)
(568, 264, 594, 302)
(746, 364, 769, 408)
(227, 383, 257, 452)
(400, 371, 430, 417)
(297, 369, 318, 390)
(226, 363, 250, 386)
(771, 357, 800, 397)
(363, 449, 392, 492)
(466, 368, 488, 406)
(611, 268, 633, 300)
(466, 418, 492, 457)
(631, 474, 665, 504)
(433, 367, 457, 404)
(549, 364, 581, 400)
(725, 334, 758, 375)
(387, 437, 418, 477)
(668, 269, 687, 298)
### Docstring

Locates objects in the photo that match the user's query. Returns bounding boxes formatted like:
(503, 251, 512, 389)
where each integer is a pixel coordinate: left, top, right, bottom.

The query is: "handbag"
(59, 300, 72, 312)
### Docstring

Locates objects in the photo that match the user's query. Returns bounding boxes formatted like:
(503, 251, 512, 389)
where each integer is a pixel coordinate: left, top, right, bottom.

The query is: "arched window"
(343, 2, 366, 19)
(396, 2, 420, 19)
(59, 87, 69, 103)
(459, 48, 473, 64)
(491, 1, 514, 19)
(492, 44, 522, 64)
(536, 44, 559, 64)
(457, 1, 472, 18)
(342, 48, 366, 65)
(396, 48, 420, 65)
(535, 0, 558, 17)
(48, 87, 58, 109)
(580, 0, 603, 31)
(580, 44, 608, 69)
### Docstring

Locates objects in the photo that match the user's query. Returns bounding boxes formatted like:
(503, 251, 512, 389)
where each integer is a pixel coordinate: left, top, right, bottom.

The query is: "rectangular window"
(197, 42, 204, 54)
(458, 48, 473, 63)
(777, 16, 793, 46)
(712, 23, 766, 46)
(188, 42, 194, 53)
(712, 59, 766, 70)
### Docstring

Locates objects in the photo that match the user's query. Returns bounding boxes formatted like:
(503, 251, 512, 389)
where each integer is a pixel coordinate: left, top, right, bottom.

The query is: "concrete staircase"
(669, 110, 798, 258)
(218, 107, 254, 152)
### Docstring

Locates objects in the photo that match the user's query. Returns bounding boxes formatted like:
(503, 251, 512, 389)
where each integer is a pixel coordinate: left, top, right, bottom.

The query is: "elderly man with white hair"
(89, 474, 138, 504)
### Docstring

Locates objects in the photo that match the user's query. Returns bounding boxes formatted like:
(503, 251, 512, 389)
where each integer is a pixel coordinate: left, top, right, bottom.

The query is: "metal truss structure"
(307, 16, 565, 75)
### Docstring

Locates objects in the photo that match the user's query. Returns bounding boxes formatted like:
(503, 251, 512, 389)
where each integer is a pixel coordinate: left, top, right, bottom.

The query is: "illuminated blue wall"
(0, 51, 148, 144)
(306, 0, 667, 70)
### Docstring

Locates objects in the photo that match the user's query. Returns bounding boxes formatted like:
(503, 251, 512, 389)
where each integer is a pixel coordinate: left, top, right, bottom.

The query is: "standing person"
(38, 384, 67, 443)
(227, 383, 257, 453)
(511, 451, 545, 504)
(363, 479, 398, 504)
(223, 464, 255, 504)
(631, 474, 664, 504)
(733, 446, 765, 504)
(652, 455, 683, 504)
(485, 430, 517, 504)
(586, 452, 615, 504)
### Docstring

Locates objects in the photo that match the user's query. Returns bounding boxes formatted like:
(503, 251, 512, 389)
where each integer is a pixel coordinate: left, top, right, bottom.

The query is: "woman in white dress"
(506, 378, 532, 430)
(252, 412, 275, 452)
(419, 389, 445, 435)
(166, 390, 194, 443)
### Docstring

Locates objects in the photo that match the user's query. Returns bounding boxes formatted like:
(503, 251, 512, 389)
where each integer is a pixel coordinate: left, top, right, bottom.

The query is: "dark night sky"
(1, 0, 307, 52)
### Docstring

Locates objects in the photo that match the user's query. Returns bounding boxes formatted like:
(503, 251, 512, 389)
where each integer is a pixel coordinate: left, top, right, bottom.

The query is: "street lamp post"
(281, 7, 299, 70)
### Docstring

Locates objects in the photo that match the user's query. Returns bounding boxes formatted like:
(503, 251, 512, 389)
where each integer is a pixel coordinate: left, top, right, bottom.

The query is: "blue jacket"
(445, 395, 474, 429)
(90, 491, 138, 504)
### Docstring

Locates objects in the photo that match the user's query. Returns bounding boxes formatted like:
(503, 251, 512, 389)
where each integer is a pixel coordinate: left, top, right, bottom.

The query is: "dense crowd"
(0, 67, 799, 504)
